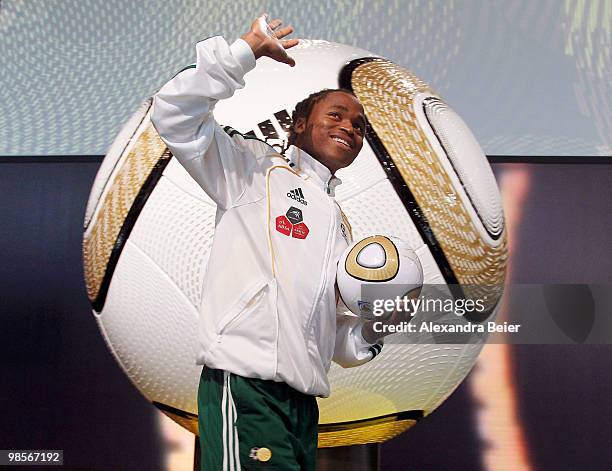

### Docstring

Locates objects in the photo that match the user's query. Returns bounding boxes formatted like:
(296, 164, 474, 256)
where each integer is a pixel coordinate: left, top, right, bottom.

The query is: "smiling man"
(151, 14, 385, 471)
(289, 89, 366, 173)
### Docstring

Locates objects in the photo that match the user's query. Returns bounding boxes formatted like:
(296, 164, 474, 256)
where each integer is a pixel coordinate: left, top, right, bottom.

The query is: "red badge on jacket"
(275, 216, 292, 236)
(275, 206, 309, 239)
(292, 222, 309, 239)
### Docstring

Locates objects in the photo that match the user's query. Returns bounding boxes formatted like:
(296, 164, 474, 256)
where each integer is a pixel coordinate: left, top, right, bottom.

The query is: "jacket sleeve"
(151, 36, 257, 209)
(333, 307, 384, 368)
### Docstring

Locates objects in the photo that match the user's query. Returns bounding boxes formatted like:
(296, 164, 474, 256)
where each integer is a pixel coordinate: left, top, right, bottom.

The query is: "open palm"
(241, 14, 299, 67)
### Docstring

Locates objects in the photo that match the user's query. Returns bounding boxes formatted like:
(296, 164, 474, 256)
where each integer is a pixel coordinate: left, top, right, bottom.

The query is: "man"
(152, 14, 391, 470)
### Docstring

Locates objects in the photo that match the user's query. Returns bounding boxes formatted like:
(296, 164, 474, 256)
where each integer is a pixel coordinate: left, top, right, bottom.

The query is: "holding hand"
(240, 13, 299, 67)
(361, 288, 422, 345)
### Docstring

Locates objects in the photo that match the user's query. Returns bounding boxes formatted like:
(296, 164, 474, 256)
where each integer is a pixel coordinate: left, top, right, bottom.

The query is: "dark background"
(1, 161, 611, 470)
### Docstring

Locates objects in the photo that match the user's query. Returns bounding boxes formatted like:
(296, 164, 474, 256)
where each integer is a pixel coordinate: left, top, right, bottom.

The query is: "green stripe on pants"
(198, 366, 318, 470)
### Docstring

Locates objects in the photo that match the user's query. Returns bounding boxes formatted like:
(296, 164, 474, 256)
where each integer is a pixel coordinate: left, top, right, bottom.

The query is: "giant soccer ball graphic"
(83, 40, 507, 447)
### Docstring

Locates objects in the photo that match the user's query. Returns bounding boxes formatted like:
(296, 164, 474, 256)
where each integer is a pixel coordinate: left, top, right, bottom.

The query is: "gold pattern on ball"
(82, 116, 169, 305)
(351, 59, 507, 311)
(318, 418, 417, 448)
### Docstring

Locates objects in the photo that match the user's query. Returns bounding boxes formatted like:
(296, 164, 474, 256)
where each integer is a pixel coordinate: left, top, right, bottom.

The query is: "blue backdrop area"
(0, 162, 165, 470)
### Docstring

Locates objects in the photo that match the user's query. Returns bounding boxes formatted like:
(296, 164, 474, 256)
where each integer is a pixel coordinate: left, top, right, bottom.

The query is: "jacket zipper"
(303, 193, 336, 389)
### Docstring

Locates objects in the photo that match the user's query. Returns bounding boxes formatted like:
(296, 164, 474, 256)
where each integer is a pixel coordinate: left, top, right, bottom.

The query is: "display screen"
(0, 0, 609, 156)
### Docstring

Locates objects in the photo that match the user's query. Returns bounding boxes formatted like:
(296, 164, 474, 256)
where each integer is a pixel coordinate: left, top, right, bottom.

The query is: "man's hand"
(361, 308, 412, 345)
(361, 288, 422, 345)
(240, 13, 299, 67)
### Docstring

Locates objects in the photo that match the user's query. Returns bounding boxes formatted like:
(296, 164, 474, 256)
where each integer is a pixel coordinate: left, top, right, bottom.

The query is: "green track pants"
(198, 365, 319, 470)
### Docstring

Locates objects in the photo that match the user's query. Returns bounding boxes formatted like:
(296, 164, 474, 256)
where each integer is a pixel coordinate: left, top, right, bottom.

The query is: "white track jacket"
(151, 36, 382, 397)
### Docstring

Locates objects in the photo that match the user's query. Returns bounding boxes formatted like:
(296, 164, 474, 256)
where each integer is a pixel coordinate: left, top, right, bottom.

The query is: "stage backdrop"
(0, 0, 610, 157)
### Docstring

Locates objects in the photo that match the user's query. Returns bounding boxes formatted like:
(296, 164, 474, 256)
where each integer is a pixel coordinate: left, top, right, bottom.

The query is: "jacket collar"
(285, 145, 342, 197)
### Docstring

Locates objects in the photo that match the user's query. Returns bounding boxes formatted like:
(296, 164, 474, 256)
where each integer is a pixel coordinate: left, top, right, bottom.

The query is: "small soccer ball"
(337, 235, 424, 320)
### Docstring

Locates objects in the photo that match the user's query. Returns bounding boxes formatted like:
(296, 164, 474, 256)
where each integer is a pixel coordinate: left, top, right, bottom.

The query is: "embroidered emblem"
(249, 447, 272, 462)
(275, 215, 292, 236)
(292, 222, 309, 239)
(285, 206, 303, 224)
(275, 206, 309, 239)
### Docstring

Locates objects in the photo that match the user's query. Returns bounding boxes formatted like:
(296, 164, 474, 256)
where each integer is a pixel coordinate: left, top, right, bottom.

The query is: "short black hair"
(286, 88, 358, 147)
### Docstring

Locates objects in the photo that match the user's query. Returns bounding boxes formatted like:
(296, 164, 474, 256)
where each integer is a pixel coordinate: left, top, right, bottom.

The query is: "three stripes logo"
(287, 187, 307, 205)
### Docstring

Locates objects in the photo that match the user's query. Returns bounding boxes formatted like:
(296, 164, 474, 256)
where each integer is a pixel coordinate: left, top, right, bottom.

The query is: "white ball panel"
(414, 245, 445, 285)
(414, 93, 504, 245)
(398, 245, 424, 285)
(337, 178, 445, 285)
(128, 176, 215, 309)
(99, 240, 199, 413)
(340, 179, 423, 246)
(357, 242, 386, 268)
(320, 342, 483, 423)
(215, 40, 376, 133)
(335, 142, 388, 202)
(162, 156, 218, 207)
(426, 100, 503, 233)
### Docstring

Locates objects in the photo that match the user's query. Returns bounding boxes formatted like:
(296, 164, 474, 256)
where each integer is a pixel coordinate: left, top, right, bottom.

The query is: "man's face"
(293, 92, 366, 174)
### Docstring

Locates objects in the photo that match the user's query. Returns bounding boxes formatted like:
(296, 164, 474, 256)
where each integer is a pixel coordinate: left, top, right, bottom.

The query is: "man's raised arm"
(150, 14, 297, 209)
